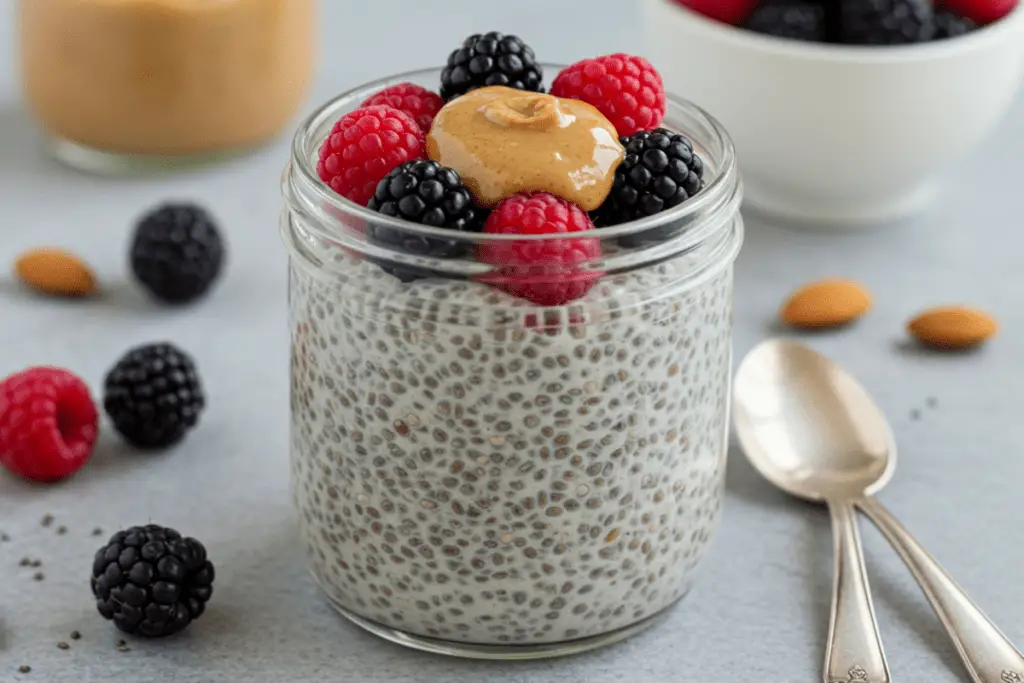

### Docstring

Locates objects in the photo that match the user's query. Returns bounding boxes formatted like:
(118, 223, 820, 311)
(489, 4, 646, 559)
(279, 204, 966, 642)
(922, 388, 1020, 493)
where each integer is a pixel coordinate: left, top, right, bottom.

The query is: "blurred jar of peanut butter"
(17, 0, 316, 174)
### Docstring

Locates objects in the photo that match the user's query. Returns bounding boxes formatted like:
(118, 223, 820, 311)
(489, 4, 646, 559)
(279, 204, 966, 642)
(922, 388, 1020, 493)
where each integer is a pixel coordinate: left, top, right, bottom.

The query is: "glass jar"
(280, 66, 744, 659)
(17, 0, 315, 174)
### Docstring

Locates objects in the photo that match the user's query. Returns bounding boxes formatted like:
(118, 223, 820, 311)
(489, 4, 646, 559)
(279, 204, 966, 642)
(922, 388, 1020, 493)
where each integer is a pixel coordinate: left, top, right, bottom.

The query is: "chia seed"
(70, 631, 81, 640)
(289, 254, 733, 646)
(57, 642, 69, 650)
(32, 572, 44, 581)
(18, 665, 31, 673)
(41, 514, 53, 527)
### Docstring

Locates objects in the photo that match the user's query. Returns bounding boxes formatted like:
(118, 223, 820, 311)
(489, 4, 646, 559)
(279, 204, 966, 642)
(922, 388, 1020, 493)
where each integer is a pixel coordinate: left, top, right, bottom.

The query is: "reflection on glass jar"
(17, 0, 315, 173)
(280, 67, 744, 659)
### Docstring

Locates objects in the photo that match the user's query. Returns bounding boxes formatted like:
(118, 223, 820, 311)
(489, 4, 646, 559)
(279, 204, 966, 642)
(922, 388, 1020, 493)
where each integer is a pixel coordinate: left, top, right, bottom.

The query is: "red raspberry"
(361, 83, 445, 133)
(550, 54, 667, 138)
(316, 105, 425, 207)
(0, 367, 99, 483)
(477, 193, 602, 307)
(669, 0, 759, 25)
(940, 0, 1018, 24)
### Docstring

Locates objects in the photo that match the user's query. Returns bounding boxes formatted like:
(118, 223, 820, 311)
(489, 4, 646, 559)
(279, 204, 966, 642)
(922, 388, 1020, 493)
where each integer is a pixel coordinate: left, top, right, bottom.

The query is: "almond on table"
(14, 247, 97, 297)
(907, 306, 998, 349)
(779, 278, 872, 329)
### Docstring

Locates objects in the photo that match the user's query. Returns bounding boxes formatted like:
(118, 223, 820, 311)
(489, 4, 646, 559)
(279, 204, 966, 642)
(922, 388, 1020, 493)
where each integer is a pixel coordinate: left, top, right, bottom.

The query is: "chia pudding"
(281, 54, 743, 654)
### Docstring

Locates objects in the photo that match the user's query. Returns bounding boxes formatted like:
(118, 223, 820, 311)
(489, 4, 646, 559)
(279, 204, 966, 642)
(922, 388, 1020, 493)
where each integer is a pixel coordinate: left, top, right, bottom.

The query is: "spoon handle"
(858, 496, 1024, 683)
(825, 500, 891, 683)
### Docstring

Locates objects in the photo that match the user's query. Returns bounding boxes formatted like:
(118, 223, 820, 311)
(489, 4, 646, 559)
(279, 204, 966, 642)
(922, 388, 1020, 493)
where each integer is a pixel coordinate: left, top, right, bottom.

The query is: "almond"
(780, 278, 872, 329)
(907, 306, 997, 349)
(14, 247, 97, 297)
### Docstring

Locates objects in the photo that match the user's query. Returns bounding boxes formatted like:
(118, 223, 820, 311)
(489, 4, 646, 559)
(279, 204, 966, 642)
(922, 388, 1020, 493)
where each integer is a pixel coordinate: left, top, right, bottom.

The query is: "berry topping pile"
(131, 203, 225, 304)
(314, 35, 710, 306)
(0, 367, 99, 482)
(91, 525, 215, 637)
(673, 0, 1016, 43)
(103, 343, 206, 450)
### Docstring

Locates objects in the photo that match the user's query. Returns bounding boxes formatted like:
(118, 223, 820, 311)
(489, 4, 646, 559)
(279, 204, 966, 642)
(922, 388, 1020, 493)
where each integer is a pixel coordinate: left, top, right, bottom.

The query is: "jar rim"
(286, 64, 740, 248)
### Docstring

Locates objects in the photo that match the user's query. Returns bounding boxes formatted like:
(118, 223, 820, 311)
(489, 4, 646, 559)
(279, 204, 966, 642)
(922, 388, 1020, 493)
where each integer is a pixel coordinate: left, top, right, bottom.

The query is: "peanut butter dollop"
(425, 86, 625, 211)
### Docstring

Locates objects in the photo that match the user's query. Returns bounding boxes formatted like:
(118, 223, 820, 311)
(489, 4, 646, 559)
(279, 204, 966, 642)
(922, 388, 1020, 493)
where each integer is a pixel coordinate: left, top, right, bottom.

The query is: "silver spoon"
(733, 338, 1024, 683)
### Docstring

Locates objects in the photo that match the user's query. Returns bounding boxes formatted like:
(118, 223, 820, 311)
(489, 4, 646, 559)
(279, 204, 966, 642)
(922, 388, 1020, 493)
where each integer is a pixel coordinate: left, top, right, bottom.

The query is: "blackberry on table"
(932, 10, 975, 39)
(103, 343, 205, 449)
(745, 1, 829, 41)
(91, 525, 214, 638)
(839, 0, 934, 44)
(130, 203, 225, 304)
(440, 32, 543, 101)
(366, 160, 485, 282)
(594, 128, 705, 246)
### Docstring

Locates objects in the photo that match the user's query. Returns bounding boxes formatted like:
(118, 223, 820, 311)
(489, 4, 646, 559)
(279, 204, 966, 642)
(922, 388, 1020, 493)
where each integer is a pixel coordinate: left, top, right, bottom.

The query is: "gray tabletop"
(2, 1, 1024, 681)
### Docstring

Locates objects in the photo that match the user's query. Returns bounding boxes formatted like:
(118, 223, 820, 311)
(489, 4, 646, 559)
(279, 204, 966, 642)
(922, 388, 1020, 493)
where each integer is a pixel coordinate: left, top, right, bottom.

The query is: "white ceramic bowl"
(642, 0, 1024, 227)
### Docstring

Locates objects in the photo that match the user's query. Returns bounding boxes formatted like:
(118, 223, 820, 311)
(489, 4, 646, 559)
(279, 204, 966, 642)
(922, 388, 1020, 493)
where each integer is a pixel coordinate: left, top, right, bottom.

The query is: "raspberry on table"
(366, 159, 485, 281)
(839, 0, 935, 44)
(317, 105, 425, 207)
(103, 343, 205, 450)
(670, 0, 761, 25)
(745, 1, 829, 41)
(91, 524, 214, 637)
(594, 127, 706, 245)
(0, 367, 98, 482)
(360, 83, 445, 133)
(476, 193, 601, 307)
(550, 54, 666, 138)
(440, 32, 544, 102)
(130, 203, 225, 305)
(939, 0, 1017, 25)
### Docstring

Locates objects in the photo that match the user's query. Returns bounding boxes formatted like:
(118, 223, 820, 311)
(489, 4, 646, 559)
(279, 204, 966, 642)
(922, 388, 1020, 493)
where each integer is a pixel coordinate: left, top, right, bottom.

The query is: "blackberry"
(440, 32, 544, 102)
(130, 203, 225, 304)
(839, 0, 934, 44)
(745, 1, 828, 41)
(91, 525, 214, 638)
(932, 10, 975, 39)
(103, 343, 205, 449)
(366, 160, 485, 282)
(594, 128, 705, 246)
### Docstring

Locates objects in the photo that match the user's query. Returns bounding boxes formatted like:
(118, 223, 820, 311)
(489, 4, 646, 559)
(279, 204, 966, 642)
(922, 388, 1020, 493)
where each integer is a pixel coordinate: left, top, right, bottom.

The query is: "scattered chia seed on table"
(32, 572, 44, 581)
(56, 526, 67, 535)
(70, 631, 81, 640)
(41, 514, 53, 527)
(19, 557, 31, 567)
(30, 559, 41, 568)
(1, 532, 9, 541)
(926, 396, 938, 409)
(57, 642, 69, 650)
(18, 665, 31, 673)
(910, 409, 922, 421)
(91, 528, 103, 537)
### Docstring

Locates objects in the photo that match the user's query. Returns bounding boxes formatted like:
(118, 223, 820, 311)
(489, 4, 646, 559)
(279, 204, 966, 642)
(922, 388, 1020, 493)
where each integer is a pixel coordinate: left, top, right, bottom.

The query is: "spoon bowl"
(733, 338, 896, 502)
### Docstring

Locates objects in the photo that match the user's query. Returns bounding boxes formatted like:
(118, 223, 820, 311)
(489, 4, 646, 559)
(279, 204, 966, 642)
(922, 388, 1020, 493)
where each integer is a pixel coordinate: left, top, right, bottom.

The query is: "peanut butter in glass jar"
(17, 0, 316, 173)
